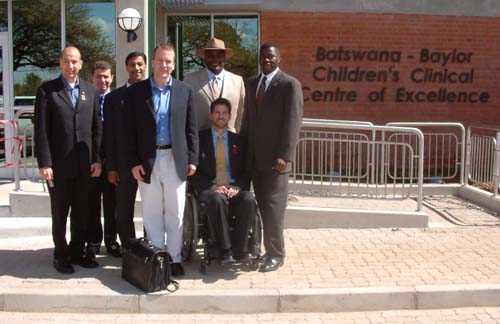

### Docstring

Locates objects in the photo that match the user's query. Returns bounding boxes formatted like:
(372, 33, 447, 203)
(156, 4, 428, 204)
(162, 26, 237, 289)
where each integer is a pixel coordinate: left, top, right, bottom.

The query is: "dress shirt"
(62, 75, 80, 108)
(150, 77, 172, 146)
(211, 128, 235, 185)
(256, 67, 280, 96)
(207, 69, 225, 96)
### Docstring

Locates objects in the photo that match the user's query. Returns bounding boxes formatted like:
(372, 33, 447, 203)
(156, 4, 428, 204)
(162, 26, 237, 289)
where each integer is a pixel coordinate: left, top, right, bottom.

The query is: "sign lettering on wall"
(303, 46, 490, 104)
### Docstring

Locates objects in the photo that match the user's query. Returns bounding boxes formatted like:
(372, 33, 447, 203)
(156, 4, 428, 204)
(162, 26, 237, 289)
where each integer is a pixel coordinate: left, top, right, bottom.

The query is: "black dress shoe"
(259, 256, 284, 272)
(235, 253, 258, 263)
(106, 241, 123, 258)
(86, 243, 101, 256)
(53, 258, 75, 274)
(220, 250, 236, 265)
(171, 262, 185, 277)
(71, 256, 99, 268)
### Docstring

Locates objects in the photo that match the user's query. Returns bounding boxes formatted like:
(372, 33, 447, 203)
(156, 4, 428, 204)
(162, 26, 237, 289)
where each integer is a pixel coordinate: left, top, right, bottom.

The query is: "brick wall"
(261, 11, 499, 127)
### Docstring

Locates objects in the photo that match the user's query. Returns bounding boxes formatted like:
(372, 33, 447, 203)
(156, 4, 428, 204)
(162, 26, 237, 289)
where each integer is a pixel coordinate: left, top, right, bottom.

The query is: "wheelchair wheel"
(182, 192, 199, 262)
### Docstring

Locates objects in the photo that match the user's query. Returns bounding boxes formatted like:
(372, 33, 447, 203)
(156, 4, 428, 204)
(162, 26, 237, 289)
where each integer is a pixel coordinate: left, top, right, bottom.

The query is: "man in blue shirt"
(192, 97, 256, 263)
(125, 43, 198, 277)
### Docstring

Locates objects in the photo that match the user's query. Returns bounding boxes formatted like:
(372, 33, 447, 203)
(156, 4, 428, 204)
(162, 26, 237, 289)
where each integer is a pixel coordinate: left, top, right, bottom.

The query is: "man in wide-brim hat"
(184, 37, 245, 132)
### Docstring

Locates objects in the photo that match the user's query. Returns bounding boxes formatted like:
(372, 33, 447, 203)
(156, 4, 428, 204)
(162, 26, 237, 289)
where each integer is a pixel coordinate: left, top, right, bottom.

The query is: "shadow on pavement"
(0, 248, 258, 293)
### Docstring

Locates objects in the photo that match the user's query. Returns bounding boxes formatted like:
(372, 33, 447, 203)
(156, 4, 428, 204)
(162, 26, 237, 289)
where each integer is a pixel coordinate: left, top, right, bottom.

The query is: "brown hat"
(196, 38, 234, 59)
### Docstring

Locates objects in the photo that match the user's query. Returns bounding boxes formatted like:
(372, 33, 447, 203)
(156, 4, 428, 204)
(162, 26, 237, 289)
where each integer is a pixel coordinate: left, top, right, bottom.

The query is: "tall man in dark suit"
(105, 51, 147, 249)
(126, 43, 198, 277)
(241, 43, 303, 272)
(34, 46, 102, 274)
(192, 97, 255, 264)
(87, 60, 121, 258)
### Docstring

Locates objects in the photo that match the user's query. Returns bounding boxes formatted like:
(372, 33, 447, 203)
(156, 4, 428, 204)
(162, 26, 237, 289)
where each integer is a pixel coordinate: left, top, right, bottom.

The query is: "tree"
(14, 73, 43, 96)
(12, 0, 114, 88)
(175, 18, 257, 81)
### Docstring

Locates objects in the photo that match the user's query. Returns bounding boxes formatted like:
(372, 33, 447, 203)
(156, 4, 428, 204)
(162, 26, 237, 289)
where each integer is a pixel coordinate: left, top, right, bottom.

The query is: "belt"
(156, 144, 172, 150)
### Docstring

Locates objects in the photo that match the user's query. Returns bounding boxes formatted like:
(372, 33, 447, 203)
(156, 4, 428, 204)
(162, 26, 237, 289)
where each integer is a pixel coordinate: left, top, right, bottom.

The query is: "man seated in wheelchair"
(191, 97, 256, 264)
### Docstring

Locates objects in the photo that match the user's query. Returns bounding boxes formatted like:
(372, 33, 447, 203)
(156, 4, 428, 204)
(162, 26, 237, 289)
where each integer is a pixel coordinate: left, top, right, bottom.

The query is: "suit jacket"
(192, 128, 248, 193)
(240, 70, 303, 173)
(103, 85, 128, 172)
(184, 69, 245, 132)
(34, 76, 102, 179)
(125, 77, 199, 183)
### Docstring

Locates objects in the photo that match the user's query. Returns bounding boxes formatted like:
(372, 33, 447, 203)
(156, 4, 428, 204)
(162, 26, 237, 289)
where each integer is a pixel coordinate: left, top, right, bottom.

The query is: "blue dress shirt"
(150, 77, 172, 146)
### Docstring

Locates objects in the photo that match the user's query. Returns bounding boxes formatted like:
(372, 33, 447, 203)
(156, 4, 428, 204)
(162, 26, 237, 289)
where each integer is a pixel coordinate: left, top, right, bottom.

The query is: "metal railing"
(386, 122, 465, 184)
(465, 125, 500, 196)
(292, 119, 424, 211)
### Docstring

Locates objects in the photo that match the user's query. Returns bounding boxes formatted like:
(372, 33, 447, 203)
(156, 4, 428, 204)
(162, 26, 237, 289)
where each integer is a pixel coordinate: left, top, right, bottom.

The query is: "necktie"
(213, 76, 221, 98)
(256, 76, 267, 103)
(215, 135, 228, 185)
(70, 86, 78, 108)
(99, 94, 105, 122)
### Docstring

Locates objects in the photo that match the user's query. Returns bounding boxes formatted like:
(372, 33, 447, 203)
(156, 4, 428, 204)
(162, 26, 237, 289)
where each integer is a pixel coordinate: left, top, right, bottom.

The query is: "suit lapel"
(144, 79, 156, 118)
(199, 70, 215, 102)
(228, 132, 237, 175)
(206, 130, 216, 174)
(56, 78, 75, 110)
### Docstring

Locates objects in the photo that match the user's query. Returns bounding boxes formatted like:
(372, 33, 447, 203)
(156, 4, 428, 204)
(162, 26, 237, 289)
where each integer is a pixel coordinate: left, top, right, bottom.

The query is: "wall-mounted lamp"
(117, 8, 142, 42)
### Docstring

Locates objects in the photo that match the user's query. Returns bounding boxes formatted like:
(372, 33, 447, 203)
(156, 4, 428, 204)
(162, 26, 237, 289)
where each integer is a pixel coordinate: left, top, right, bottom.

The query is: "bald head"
(59, 46, 82, 83)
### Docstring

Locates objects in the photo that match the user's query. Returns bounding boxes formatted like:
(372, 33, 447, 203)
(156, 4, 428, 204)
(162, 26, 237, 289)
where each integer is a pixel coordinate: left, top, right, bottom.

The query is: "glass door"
(0, 32, 15, 178)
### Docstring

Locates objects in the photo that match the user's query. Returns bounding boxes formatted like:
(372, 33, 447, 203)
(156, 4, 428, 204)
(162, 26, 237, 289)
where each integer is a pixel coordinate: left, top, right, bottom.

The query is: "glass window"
(12, 0, 116, 97)
(167, 14, 258, 81)
(167, 15, 211, 80)
(214, 15, 258, 81)
(13, 0, 61, 97)
(0, 1, 7, 32)
(66, 0, 116, 83)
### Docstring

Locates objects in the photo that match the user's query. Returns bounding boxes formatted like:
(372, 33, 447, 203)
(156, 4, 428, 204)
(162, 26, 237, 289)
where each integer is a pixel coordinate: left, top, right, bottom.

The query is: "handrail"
(300, 121, 424, 211)
(386, 122, 466, 184)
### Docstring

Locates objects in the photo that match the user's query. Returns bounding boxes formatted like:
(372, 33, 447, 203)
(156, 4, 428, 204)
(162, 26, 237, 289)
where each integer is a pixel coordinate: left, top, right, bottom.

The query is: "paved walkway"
(2, 308, 500, 323)
(2, 180, 500, 319)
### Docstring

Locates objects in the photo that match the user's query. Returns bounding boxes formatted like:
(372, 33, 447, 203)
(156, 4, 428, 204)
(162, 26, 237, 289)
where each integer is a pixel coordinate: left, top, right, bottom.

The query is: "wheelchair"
(182, 186, 262, 274)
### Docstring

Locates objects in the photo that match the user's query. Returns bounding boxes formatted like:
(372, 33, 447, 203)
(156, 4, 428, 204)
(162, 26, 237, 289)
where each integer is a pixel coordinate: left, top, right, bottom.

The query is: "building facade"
(0, 0, 498, 176)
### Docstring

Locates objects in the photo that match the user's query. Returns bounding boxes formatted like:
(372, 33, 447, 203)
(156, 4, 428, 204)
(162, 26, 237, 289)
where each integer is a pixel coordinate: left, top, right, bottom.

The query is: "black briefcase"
(122, 238, 179, 293)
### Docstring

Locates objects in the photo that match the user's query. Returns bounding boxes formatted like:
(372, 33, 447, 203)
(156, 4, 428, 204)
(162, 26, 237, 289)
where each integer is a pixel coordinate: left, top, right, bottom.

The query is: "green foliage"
(172, 16, 257, 81)
(12, 0, 114, 82)
(14, 73, 43, 96)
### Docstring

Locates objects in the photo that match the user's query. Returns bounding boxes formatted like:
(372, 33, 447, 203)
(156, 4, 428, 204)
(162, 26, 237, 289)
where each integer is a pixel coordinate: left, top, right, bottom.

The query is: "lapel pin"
(81, 91, 86, 101)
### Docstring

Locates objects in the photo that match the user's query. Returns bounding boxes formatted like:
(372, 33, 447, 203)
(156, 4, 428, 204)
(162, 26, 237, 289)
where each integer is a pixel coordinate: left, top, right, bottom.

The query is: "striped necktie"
(99, 94, 105, 121)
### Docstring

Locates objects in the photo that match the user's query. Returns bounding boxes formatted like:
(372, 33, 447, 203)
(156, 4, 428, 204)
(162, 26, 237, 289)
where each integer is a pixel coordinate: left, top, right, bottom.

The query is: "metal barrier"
(465, 125, 500, 196)
(386, 122, 465, 184)
(292, 120, 424, 211)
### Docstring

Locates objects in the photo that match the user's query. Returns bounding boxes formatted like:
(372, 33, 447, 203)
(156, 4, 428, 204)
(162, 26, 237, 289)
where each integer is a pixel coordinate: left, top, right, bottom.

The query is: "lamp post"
(117, 8, 143, 42)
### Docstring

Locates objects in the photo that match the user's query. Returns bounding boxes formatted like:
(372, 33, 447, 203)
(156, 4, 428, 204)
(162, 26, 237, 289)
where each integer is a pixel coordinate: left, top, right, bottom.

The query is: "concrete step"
(3, 285, 500, 314)
(2, 307, 500, 323)
(8, 190, 428, 228)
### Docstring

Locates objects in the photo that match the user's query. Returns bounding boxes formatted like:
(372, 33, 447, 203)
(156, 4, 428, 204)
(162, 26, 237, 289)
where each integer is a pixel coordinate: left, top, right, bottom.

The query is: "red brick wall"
(261, 11, 499, 127)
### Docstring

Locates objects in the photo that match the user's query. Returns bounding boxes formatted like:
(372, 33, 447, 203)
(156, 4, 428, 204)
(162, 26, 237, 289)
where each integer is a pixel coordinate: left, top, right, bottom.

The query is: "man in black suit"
(192, 97, 255, 264)
(34, 46, 102, 274)
(104, 51, 147, 249)
(86, 60, 121, 258)
(241, 43, 303, 272)
(125, 43, 198, 277)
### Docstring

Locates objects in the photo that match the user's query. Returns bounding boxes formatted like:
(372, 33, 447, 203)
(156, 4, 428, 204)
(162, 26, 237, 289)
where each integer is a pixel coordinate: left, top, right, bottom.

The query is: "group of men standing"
(34, 38, 303, 277)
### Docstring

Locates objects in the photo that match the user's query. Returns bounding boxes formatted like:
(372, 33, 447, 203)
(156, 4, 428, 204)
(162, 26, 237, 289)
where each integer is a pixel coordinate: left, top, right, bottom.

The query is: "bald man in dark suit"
(35, 46, 102, 274)
(241, 42, 303, 272)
